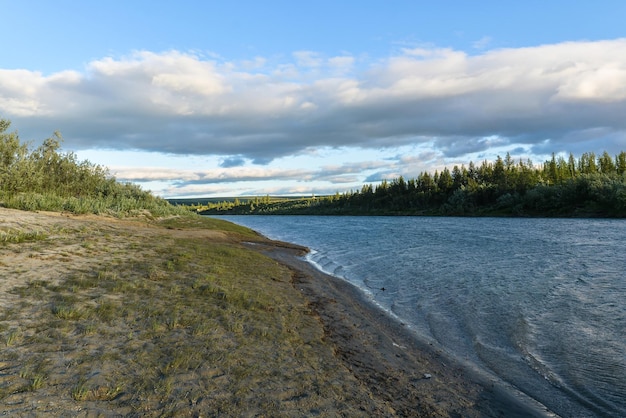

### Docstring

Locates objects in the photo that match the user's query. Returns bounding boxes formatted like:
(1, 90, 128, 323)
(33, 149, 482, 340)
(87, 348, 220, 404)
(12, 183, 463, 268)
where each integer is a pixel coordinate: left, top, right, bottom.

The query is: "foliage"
(0, 118, 188, 216)
(201, 151, 626, 218)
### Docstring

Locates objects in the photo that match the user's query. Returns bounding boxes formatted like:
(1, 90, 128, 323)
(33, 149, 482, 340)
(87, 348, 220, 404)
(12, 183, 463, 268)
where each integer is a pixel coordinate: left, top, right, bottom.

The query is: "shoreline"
(0, 208, 554, 416)
(252, 240, 555, 417)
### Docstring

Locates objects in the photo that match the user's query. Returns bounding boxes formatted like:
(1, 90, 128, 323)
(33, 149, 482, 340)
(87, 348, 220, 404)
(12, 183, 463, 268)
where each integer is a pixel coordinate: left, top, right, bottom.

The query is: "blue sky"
(2, 1, 626, 197)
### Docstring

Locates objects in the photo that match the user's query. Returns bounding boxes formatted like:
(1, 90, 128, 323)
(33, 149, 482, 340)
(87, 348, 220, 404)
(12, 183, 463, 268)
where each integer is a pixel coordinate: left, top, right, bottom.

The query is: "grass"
(5, 328, 21, 346)
(156, 214, 261, 238)
(18, 357, 49, 392)
(0, 210, 375, 416)
(0, 229, 47, 244)
(51, 301, 84, 320)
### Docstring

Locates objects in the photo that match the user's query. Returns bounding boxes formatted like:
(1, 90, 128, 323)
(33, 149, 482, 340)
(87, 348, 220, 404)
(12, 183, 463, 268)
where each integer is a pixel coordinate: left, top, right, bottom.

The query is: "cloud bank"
(2, 39, 626, 169)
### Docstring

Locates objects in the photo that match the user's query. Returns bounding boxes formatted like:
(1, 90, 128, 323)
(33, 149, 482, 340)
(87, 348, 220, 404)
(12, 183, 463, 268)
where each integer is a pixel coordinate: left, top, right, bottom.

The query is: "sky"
(1, 1, 626, 198)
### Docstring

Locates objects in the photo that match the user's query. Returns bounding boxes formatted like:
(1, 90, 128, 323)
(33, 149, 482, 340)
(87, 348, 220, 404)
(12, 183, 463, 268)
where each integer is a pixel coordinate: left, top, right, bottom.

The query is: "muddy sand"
(0, 208, 549, 416)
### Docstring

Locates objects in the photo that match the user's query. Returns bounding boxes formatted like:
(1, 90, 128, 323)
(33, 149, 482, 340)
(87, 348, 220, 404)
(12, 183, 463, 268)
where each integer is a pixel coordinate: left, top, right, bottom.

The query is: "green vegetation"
(201, 151, 626, 217)
(169, 195, 308, 212)
(0, 229, 47, 244)
(0, 118, 188, 217)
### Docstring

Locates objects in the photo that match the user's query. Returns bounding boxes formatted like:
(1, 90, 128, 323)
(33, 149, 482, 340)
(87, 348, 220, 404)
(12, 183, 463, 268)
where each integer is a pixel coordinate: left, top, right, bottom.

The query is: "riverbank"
(0, 208, 548, 416)
(256, 242, 553, 417)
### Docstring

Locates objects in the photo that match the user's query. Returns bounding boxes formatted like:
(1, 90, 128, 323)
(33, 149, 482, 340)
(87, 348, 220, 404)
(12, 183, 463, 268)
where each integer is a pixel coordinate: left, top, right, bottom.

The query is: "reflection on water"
(214, 215, 626, 417)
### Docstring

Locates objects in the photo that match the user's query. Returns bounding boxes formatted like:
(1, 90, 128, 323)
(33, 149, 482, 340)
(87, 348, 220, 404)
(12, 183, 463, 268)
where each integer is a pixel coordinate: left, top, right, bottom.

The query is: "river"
(212, 215, 626, 417)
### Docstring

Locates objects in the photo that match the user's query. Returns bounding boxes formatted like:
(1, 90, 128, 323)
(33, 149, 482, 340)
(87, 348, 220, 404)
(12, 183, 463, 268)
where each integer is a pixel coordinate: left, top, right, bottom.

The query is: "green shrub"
(0, 118, 190, 217)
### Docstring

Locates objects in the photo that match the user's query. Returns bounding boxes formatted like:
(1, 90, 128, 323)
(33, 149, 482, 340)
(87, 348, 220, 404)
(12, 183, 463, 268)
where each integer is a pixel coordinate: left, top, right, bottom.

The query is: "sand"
(0, 208, 551, 416)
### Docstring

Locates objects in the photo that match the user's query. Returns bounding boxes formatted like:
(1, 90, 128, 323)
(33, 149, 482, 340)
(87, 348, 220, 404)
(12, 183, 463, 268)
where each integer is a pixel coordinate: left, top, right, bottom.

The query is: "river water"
(212, 215, 625, 417)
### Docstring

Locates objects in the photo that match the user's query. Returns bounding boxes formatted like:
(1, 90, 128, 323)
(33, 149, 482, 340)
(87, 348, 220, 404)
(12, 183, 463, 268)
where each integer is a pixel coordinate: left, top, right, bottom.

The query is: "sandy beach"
(0, 208, 548, 416)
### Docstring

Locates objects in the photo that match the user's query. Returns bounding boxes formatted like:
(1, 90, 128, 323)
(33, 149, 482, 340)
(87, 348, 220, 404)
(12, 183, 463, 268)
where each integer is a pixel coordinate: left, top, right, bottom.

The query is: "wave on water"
(303, 250, 407, 325)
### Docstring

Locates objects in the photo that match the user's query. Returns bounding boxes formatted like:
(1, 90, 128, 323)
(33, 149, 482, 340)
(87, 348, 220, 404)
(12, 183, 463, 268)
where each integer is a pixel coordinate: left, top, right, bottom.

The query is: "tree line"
(0, 118, 186, 216)
(201, 151, 626, 217)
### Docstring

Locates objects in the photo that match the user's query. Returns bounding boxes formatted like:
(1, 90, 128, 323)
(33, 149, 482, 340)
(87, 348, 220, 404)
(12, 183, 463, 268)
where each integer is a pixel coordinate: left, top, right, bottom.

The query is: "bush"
(0, 118, 188, 217)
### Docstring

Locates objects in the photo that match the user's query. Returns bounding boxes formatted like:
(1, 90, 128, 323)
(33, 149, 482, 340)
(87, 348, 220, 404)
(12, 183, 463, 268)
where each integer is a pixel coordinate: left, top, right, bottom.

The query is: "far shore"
(1, 208, 550, 416)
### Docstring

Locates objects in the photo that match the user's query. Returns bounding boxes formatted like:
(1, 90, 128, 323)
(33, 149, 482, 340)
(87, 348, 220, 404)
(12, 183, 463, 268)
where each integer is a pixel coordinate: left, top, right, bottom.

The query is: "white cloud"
(2, 39, 626, 165)
(162, 183, 245, 197)
(111, 166, 313, 184)
(327, 55, 355, 75)
(555, 64, 626, 102)
(107, 151, 402, 197)
(0, 69, 43, 116)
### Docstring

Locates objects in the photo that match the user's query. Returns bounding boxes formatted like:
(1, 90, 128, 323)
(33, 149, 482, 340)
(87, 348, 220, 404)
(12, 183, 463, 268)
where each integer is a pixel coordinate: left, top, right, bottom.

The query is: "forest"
(0, 118, 186, 216)
(200, 151, 626, 217)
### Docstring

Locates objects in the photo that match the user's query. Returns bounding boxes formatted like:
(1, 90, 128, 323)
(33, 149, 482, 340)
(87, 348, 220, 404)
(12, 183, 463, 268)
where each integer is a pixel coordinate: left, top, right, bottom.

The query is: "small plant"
(66, 273, 101, 290)
(28, 373, 46, 391)
(165, 313, 181, 329)
(71, 380, 90, 401)
(78, 322, 98, 336)
(90, 385, 123, 401)
(51, 303, 83, 320)
(5, 328, 21, 346)
(19, 361, 48, 392)
(147, 266, 166, 280)
(72, 379, 122, 401)
(97, 269, 118, 281)
(95, 300, 118, 323)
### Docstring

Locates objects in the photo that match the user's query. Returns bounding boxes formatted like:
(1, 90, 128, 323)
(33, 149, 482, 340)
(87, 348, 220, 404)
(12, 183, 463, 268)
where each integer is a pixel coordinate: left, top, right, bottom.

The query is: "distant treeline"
(201, 151, 626, 217)
(168, 195, 308, 209)
(0, 118, 187, 216)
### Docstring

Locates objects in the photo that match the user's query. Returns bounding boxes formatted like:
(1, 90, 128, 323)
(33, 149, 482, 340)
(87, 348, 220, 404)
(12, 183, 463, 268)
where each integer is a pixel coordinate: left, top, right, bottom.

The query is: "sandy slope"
(0, 208, 549, 416)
